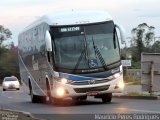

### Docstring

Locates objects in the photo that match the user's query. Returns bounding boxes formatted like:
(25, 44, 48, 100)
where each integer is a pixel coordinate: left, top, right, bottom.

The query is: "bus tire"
(39, 96, 47, 103)
(29, 80, 38, 103)
(16, 88, 20, 90)
(46, 79, 52, 104)
(102, 93, 112, 103)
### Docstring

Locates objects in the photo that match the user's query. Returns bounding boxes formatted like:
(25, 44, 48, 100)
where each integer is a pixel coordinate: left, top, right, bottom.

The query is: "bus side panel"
(18, 23, 51, 96)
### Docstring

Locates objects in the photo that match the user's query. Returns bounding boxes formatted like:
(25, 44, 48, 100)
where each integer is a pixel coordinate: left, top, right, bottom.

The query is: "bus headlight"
(107, 72, 122, 80)
(55, 77, 72, 84)
(113, 73, 121, 79)
(61, 78, 68, 84)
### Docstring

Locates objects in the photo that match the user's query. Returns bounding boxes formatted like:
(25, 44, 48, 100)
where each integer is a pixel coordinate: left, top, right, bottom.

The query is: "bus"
(18, 10, 125, 104)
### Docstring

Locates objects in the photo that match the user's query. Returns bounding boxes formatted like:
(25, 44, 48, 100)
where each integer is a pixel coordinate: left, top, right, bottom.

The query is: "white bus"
(18, 10, 125, 104)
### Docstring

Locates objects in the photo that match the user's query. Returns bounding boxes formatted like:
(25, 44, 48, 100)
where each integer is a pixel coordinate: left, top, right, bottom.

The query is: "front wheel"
(30, 88, 39, 103)
(29, 81, 39, 103)
(46, 80, 52, 104)
(102, 93, 112, 103)
(16, 88, 20, 90)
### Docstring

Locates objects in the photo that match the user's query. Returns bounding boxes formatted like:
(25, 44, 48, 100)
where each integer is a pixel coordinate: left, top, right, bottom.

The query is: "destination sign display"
(60, 27, 80, 32)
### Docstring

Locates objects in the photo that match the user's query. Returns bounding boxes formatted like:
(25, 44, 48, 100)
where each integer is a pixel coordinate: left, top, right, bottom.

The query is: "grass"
(126, 91, 156, 96)
(124, 75, 141, 85)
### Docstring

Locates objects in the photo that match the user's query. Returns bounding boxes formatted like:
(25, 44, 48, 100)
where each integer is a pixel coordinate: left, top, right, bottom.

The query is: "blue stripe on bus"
(59, 72, 95, 81)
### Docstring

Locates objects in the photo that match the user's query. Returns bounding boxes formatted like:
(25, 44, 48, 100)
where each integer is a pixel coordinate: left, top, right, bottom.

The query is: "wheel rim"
(31, 89, 34, 100)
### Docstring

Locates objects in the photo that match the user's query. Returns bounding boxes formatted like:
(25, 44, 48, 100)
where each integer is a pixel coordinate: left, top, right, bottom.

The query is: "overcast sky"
(1, 0, 160, 46)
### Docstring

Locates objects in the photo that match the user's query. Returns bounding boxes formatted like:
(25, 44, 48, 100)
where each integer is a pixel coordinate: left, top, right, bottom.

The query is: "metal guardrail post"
(150, 61, 154, 96)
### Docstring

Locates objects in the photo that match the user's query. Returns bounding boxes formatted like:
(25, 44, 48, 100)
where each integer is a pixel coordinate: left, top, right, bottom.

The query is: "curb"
(0, 108, 45, 120)
(113, 95, 160, 100)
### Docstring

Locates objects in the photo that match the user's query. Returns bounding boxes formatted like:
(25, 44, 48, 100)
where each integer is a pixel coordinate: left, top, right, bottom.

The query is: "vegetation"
(126, 91, 155, 96)
(121, 23, 159, 69)
(124, 75, 141, 85)
(0, 25, 19, 81)
(0, 25, 12, 47)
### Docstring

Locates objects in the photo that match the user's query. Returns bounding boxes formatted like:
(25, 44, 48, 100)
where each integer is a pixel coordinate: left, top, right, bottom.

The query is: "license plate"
(9, 84, 15, 88)
(86, 91, 98, 96)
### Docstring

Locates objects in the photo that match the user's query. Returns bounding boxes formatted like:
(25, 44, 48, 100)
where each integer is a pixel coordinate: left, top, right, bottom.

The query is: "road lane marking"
(0, 91, 29, 100)
(8, 97, 13, 99)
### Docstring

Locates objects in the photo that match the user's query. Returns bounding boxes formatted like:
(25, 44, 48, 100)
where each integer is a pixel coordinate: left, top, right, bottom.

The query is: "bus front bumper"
(52, 75, 124, 98)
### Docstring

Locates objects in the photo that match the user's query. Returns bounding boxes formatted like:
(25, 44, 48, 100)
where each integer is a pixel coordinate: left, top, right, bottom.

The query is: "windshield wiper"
(91, 36, 108, 70)
(72, 48, 86, 73)
(72, 28, 90, 73)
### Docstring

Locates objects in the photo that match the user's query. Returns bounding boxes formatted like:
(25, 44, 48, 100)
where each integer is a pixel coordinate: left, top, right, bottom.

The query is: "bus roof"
(22, 10, 113, 32)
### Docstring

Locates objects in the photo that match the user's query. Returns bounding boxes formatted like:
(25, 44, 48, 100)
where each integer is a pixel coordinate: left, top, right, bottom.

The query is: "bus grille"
(71, 79, 111, 85)
(74, 85, 110, 93)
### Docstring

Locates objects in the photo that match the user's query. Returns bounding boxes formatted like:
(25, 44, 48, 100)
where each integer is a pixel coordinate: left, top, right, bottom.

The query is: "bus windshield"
(50, 21, 120, 72)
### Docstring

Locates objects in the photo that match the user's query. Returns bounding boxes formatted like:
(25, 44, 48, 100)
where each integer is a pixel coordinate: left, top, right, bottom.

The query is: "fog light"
(118, 82, 125, 89)
(56, 87, 65, 96)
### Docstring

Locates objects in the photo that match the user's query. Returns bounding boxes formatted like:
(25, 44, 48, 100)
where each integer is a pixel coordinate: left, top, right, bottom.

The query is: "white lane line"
(1, 91, 27, 100)
(116, 107, 160, 113)
(8, 97, 13, 99)
(1, 91, 24, 93)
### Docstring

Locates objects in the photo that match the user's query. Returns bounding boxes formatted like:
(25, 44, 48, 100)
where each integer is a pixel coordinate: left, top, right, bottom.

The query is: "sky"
(0, 0, 160, 46)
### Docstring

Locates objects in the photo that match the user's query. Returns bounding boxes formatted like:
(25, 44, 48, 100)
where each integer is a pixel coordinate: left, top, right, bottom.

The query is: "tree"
(0, 25, 12, 58)
(0, 42, 19, 80)
(145, 26, 155, 48)
(131, 23, 155, 61)
(152, 41, 160, 53)
(0, 25, 13, 80)
(0, 25, 12, 46)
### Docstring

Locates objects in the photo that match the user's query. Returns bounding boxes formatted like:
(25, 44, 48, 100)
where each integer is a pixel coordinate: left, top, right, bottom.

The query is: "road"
(0, 86, 160, 120)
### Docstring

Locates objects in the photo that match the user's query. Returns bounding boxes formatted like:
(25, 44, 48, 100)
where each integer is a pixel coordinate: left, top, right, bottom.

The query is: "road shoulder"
(113, 85, 160, 100)
(0, 109, 42, 120)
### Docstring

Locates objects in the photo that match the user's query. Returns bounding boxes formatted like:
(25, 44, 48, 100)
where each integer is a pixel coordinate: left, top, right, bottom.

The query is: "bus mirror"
(45, 31, 52, 51)
(115, 24, 126, 44)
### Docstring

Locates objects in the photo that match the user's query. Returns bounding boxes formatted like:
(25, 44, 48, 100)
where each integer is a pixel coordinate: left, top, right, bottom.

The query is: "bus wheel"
(30, 88, 39, 103)
(101, 93, 112, 103)
(29, 80, 38, 103)
(46, 80, 52, 104)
